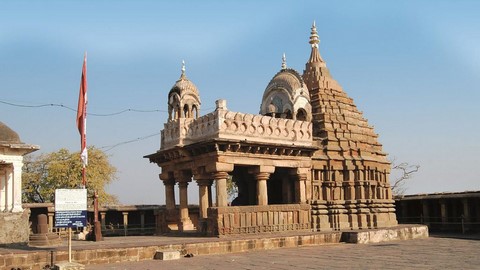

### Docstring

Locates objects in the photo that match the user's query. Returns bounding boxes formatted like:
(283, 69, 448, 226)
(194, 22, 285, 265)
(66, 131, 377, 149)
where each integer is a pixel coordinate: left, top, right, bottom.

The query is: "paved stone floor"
(86, 236, 480, 270)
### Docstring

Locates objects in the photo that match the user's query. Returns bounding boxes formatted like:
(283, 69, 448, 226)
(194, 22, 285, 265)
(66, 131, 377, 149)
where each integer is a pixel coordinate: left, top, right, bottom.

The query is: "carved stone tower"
(302, 21, 397, 230)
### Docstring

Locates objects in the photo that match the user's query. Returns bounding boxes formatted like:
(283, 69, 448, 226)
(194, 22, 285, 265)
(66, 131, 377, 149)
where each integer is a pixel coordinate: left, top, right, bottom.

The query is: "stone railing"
(161, 106, 313, 150)
(206, 204, 311, 236)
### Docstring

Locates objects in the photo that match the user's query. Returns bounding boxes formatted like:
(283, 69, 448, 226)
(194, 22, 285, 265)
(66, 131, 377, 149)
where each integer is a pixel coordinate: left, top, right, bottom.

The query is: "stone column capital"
(163, 179, 176, 186)
(159, 172, 171, 181)
(178, 181, 189, 188)
(254, 172, 271, 181)
(249, 165, 275, 174)
(194, 171, 212, 181)
(174, 170, 192, 183)
(206, 162, 234, 174)
(212, 171, 229, 180)
(293, 173, 308, 182)
(197, 179, 213, 186)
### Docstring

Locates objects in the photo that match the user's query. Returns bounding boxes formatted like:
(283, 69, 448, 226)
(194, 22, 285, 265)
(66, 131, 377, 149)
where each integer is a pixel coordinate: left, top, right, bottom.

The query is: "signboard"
(54, 189, 87, 228)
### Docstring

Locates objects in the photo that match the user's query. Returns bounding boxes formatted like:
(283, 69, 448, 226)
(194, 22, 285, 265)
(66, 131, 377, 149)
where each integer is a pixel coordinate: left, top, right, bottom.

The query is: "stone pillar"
(48, 213, 54, 232)
(12, 162, 23, 212)
(6, 166, 13, 212)
(196, 178, 212, 234)
(177, 180, 194, 231)
(294, 173, 307, 204)
(140, 211, 145, 231)
(163, 178, 176, 211)
(462, 199, 470, 231)
(0, 167, 5, 212)
(122, 212, 129, 235)
(422, 200, 429, 225)
(440, 200, 447, 227)
(208, 185, 213, 207)
(255, 172, 270, 206)
(100, 212, 106, 230)
(213, 172, 229, 207)
(197, 180, 212, 219)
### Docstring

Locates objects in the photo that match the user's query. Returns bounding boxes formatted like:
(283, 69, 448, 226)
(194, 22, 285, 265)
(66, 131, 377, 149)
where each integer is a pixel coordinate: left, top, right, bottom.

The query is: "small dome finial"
(281, 53, 287, 70)
(181, 60, 186, 77)
(309, 20, 320, 48)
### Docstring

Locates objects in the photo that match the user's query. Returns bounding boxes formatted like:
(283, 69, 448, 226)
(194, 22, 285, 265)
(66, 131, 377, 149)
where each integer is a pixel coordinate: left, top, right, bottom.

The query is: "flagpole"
(77, 52, 88, 188)
(82, 51, 87, 188)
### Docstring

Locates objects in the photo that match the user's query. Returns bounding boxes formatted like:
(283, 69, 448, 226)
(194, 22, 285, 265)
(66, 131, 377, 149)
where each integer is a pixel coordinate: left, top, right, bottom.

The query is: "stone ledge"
(341, 225, 429, 244)
(1, 228, 430, 269)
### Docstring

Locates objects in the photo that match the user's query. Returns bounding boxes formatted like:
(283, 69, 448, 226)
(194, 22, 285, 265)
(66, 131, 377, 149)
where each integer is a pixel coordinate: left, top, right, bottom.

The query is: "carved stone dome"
(168, 73, 200, 99)
(265, 68, 305, 95)
(0, 121, 21, 144)
(260, 65, 311, 121)
(167, 61, 201, 121)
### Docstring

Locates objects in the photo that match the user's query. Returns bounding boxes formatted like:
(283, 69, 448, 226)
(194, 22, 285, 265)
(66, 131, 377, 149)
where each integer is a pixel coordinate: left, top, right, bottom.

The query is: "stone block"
(154, 250, 181, 261)
(54, 262, 85, 270)
(0, 211, 29, 245)
(126, 248, 139, 257)
(342, 225, 429, 244)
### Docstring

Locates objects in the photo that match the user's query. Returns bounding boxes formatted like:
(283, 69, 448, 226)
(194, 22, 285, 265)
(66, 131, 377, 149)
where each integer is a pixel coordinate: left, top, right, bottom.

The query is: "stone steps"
(29, 232, 63, 247)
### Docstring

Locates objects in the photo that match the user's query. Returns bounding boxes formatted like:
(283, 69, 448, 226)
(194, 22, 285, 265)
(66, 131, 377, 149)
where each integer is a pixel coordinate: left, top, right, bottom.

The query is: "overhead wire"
(0, 99, 214, 151)
(99, 132, 160, 152)
(0, 100, 167, 116)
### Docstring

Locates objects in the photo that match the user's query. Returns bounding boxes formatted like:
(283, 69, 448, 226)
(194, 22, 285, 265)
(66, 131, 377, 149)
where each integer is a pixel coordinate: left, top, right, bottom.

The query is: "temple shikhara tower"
(146, 22, 397, 235)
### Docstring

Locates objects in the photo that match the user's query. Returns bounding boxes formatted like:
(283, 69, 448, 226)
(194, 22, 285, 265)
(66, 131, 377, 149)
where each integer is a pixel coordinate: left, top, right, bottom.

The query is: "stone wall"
(207, 204, 311, 236)
(0, 210, 29, 245)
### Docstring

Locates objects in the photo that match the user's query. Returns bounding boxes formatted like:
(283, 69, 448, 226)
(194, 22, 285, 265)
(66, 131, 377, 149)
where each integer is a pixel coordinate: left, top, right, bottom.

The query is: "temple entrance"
(268, 167, 295, 204)
(231, 166, 256, 206)
(230, 166, 297, 206)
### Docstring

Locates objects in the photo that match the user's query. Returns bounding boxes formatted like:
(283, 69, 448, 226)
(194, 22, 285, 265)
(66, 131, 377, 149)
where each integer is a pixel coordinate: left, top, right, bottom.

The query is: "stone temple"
(146, 22, 398, 236)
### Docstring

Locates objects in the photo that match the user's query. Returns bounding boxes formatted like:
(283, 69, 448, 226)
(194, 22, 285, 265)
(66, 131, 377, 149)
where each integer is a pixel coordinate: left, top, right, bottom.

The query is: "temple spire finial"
(281, 53, 287, 70)
(309, 21, 320, 48)
(181, 60, 186, 78)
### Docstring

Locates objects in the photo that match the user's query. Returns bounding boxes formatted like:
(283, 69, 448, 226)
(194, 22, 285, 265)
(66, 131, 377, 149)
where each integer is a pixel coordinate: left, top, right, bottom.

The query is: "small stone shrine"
(146, 22, 398, 236)
(0, 121, 39, 244)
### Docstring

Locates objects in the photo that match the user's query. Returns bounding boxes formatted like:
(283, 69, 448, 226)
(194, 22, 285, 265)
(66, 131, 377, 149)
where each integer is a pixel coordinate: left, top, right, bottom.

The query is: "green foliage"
(22, 147, 118, 205)
(226, 175, 238, 201)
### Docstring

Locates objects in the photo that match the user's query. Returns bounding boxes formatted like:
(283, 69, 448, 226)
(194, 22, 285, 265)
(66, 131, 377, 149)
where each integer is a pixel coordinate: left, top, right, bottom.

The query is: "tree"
(22, 147, 118, 205)
(390, 159, 420, 197)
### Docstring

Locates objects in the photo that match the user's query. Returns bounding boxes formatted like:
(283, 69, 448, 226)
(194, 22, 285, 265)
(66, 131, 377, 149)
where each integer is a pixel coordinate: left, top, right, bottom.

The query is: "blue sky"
(1, 0, 479, 204)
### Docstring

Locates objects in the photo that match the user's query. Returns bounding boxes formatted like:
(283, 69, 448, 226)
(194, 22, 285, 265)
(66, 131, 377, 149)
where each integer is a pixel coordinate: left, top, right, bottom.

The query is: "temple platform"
(0, 225, 427, 269)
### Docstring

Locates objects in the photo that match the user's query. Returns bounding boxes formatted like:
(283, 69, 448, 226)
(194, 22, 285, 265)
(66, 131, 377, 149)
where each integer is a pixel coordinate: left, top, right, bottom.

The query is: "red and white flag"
(76, 53, 88, 175)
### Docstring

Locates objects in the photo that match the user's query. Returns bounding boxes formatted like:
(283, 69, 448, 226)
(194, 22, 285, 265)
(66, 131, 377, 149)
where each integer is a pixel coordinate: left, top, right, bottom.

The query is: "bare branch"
(390, 158, 420, 197)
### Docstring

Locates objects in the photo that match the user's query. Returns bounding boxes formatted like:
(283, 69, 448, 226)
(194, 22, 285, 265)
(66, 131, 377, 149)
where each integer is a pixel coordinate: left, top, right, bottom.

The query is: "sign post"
(55, 189, 87, 263)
